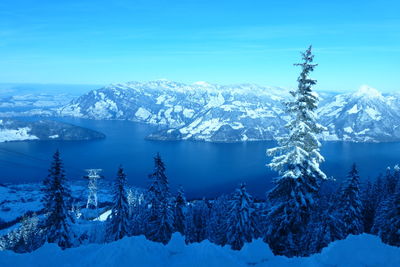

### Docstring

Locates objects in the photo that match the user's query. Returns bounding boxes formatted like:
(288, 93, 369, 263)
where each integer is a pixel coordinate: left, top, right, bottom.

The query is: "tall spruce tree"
(266, 46, 326, 256)
(207, 195, 229, 246)
(226, 184, 259, 250)
(184, 200, 209, 244)
(145, 153, 174, 244)
(3, 213, 44, 253)
(309, 204, 344, 253)
(108, 166, 130, 241)
(372, 168, 398, 235)
(173, 186, 187, 235)
(361, 180, 377, 233)
(379, 186, 400, 246)
(338, 164, 363, 236)
(384, 167, 397, 195)
(41, 150, 73, 249)
(127, 189, 146, 236)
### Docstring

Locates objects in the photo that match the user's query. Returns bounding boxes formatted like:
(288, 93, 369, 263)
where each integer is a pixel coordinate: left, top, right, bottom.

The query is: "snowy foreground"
(0, 233, 399, 267)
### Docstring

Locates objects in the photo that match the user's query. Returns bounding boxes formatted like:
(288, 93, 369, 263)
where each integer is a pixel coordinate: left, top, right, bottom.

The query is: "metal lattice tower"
(85, 169, 102, 209)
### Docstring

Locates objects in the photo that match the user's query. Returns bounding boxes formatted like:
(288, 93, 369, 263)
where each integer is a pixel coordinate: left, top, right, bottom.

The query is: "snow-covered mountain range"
(0, 119, 105, 143)
(318, 85, 400, 142)
(58, 80, 400, 143)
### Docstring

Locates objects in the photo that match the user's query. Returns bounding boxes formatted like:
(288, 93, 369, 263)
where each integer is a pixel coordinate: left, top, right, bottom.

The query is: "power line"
(0, 148, 85, 178)
(0, 147, 48, 163)
(0, 158, 48, 171)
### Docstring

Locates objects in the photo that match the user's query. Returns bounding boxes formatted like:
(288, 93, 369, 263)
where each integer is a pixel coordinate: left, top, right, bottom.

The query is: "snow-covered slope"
(0, 181, 114, 232)
(0, 234, 399, 267)
(318, 85, 400, 142)
(60, 81, 400, 142)
(0, 119, 105, 142)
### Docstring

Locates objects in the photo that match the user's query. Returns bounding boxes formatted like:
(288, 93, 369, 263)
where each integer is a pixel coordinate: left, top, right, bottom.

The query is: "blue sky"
(0, 0, 399, 92)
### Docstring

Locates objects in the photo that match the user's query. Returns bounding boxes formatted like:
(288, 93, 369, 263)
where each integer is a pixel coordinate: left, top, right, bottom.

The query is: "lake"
(1, 118, 399, 198)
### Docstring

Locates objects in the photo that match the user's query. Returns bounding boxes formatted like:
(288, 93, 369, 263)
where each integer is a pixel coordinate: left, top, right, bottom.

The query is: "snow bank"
(0, 128, 39, 142)
(0, 234, 399, 267)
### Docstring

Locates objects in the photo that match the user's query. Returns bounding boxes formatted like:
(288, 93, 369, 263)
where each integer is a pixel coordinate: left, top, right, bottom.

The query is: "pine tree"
(226, 184, 259, 250)
(379, 186, 400, 246)
(41, 150, 73, 249)
(338, 163, 364, 236)
(306, 183, 344, 254)
(394, 165, 400, 187)
(266, 46, 326, 256)
(308, 203, 344, 253)
(369, 174, 385, 234)
(384, 167, 396, 195)
(127, 189, 146, 236)
(184, 200, 209, 244)
(207, 195, 229, 246)
(372, 168, 399, 235)
(173, 186, 187, 235)
(145, 153, 174, 244)
(19, 213, 43, 252)
(361, 180, 377, 233)
(2, 213, 44, 253)
(108, 166, 130, 241)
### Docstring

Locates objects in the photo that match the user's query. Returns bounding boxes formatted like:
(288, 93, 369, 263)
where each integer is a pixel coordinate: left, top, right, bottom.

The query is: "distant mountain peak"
(353, 85, 383, 99)
(193, 81, 212, 87)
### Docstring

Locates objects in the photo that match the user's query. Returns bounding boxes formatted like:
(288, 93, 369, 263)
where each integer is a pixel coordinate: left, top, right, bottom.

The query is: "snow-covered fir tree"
(307, 182, 344, 253)
(266, 46, 327, 256)
(145, 153, 174, 244)
(372, 167, 399, 235)
(384, 167, 398, 195)
(379, 184, 400, 246)
(41, 150, 73, 249)
(173, 186, 187, 235)
(207, 195, 229, 246)
(338, 163, 364, 236)
(226, 184, 260, 250)
(18, 213, 43, 252)
(108, 166, 130, 241)
(366, 174, 386, 234)
(393, 165, 400, 187)
(127, 188, 146, 236)
(185, 200, 209, 244)
(309, 205, 344, 253)
(361, 180, 377, 233)
(1, 213, 44, 253)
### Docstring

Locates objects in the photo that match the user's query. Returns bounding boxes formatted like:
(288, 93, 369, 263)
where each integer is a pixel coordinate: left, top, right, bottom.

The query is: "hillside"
(0, 119, 105, 142)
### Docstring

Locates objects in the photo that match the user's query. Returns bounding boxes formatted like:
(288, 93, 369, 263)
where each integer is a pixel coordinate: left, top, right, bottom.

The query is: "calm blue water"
(0, 118, 399, 198)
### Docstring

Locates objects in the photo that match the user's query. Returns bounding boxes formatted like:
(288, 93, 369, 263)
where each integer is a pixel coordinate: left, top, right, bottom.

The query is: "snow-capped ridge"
(353, 85, 384, 99)
(60, 81, 400, 143)
(193, 81, 212, 87)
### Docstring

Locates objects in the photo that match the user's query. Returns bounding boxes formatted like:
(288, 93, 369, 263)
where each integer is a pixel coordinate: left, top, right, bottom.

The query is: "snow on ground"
(0, 182, 113, 227)
(0, 184, 43, 222)
(347, 104, 359, 114)
(0, 234, 399, 267)
(343, 127, 353, 134)
(135, 107, 152, 120)
(0, 128, 39, 143)
(365, 106, 382, 120)
(93, 209, 111, 221)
